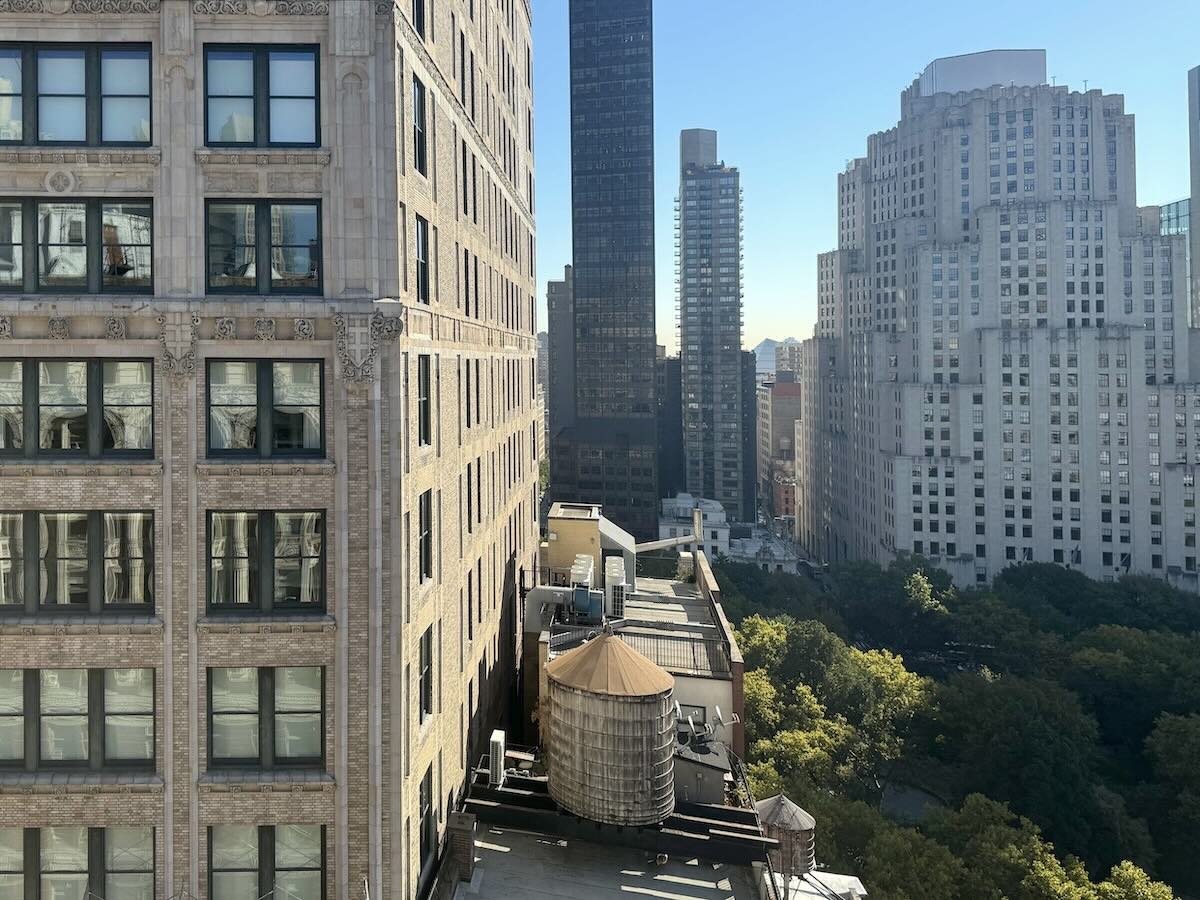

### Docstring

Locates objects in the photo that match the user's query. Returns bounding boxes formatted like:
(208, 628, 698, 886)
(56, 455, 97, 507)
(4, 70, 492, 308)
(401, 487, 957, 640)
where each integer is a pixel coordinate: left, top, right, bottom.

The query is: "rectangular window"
(412, 0, 427, 39)
(419, 626, 433, 724)
(206, 200, 321, 295)
(13, 359, 154, 457)
(0, 44, 150, 146)
(417, 354, 432, 447)
(209, 666, 323, 768)
(415, 214, 430, 303)
(0, 826, 154, 900)
(0, 199, 152, 294)
(0, 510, 153, 614)
(0, 668, 153, 769)
(418, 489, 433, 583)
(208, 511, 325, 612)
(412, 75, 428, 176)
(210, 824, 323, 900)
(420, 766, 434, 873)
(204, 45, 318, 147)
(207, 360, 323, 457)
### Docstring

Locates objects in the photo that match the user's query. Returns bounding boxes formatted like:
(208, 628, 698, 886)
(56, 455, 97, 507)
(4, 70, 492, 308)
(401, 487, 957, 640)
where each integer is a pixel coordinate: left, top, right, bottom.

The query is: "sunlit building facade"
(0, 2, 540, 898)
(796, 51, 1200, 591)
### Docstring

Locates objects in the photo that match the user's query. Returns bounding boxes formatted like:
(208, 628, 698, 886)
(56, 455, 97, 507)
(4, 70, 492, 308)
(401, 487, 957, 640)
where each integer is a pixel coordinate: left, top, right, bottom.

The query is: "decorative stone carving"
(267, 171, 322, 193)
(0, 148, 160, 166)
(47, 317, 69, 340)
(333, 310, 404, 383)
(105, 316, 127, 340)
(294, 318, 315, 341)
(158, 312, 201, 378)
(205, 171, 260, 193)
(69, 0, 161, 11)
(0, 317, 11, 340)
(45, 170, 74, 193)
(192, 0, 328, 13)
(213, 317, 238, 341)
(254, 317, 276, 341)
(195, 148, 331, 167)
(0, 1, 46, 13)
(375, 0, 393, 14)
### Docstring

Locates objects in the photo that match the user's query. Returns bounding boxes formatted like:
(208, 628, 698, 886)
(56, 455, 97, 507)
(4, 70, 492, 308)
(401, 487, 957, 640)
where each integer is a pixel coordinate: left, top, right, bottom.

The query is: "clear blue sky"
(531, 0, 1198, 351)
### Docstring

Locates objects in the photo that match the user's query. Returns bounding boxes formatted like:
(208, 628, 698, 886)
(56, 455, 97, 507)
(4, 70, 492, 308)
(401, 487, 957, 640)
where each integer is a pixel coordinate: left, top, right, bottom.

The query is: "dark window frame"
(412, 74, 428, 176)
(0, 42, 152, 148)
(417, 354, 432, 447)
(205, 359, 325, 460)
(0, 197, 154, 295)
(208, 824, 327, 900)
(0, 826, 156, 899)
(418, 626, 433, 724)
(0, 667, 155, 772)
(206, 509, 326, 614)
(418, 489, 433, 583)
(0, 509, 154, 616)
(415, 213, 430, 304)
(0, 357, 154, 460)
(204, 199, 323, 296)
(202, 44, 320, 149)
(206, 665, 326, 770)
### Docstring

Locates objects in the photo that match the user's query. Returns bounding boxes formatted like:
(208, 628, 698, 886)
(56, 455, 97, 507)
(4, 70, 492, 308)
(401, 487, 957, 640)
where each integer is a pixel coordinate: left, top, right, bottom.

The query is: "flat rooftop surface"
(470, 825, 760, 900)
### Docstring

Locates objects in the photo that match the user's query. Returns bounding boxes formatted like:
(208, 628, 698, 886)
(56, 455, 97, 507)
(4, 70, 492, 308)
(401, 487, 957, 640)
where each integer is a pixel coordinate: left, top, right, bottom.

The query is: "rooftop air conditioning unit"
(489, 729, 506, 787)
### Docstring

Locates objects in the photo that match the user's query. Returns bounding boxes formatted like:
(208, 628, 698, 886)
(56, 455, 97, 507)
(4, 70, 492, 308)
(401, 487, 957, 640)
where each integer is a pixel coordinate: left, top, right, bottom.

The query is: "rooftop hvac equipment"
(755, 794, 817, 877)
(489, 729, 506, 787)
(544, 628, 676, 827)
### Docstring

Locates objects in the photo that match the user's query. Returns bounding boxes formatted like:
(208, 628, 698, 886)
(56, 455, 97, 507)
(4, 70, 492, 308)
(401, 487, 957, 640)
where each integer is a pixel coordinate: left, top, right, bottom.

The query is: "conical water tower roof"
(546, 630, 673, 697)
(756, 794, 816, 831)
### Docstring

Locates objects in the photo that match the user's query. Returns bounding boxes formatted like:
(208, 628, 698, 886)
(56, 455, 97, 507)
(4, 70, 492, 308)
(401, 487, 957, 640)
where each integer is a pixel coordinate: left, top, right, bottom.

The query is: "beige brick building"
(0, 1, 539, 898)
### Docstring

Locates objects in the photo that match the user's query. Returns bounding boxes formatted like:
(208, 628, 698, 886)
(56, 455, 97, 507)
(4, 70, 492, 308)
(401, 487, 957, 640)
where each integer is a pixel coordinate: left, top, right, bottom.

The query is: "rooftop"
(469, 825, 761, 900)
(548, 576, 734, 678)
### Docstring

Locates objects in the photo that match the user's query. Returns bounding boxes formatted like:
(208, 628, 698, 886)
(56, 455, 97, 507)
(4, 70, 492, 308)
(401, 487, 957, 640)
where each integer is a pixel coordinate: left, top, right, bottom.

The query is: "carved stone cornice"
(196, 615, 336, 634)
(194, 148, 331, 167)
(192, 0, 328, 15)
(194, 461, 336, 478)
(0, 618, 162, 637)
(0, 463, 163, 477)
(0, 148, 161, 166)
(0, 0, 162, 11)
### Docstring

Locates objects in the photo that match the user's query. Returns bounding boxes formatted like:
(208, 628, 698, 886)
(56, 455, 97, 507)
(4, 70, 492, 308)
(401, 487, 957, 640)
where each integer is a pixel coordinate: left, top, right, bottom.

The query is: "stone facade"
(0, 2, 539, 899)
(795, 52, 1200, 591)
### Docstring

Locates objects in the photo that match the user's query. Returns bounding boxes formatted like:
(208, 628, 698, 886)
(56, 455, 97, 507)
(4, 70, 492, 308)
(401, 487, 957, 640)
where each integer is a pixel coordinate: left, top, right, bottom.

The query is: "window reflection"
(0, 361, 21, 451)
(38, 514, 89, 607)
(37, 203, 87, 290)
(101, 203, 152, 290)
(208, 362, 258, 451)
(209, 512, 258, 606)
(36, 50, 85, 142)
(272, 362, 321, 451)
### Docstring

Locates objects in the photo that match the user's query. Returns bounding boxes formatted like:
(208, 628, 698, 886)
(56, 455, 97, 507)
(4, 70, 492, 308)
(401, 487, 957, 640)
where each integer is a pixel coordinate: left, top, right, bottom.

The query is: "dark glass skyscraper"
(551, 0, 659, 537)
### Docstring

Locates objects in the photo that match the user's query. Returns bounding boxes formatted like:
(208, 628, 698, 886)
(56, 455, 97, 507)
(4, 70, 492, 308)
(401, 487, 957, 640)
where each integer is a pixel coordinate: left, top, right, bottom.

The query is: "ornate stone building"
(0, 1, 539, 898)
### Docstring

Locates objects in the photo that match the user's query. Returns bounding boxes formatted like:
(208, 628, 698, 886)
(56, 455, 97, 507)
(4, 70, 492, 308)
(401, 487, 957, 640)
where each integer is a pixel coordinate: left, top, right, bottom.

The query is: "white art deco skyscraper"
(795, 50, 1198, 590)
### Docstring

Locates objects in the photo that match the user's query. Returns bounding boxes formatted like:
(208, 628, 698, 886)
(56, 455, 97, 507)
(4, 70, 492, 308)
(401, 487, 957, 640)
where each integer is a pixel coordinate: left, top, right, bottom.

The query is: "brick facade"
(0, 2, 539, 898)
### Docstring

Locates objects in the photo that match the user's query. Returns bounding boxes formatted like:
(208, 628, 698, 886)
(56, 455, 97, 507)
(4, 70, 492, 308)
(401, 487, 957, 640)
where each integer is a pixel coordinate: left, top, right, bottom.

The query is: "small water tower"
(755, 794, 816, 877)
(544, 628, 676, 826)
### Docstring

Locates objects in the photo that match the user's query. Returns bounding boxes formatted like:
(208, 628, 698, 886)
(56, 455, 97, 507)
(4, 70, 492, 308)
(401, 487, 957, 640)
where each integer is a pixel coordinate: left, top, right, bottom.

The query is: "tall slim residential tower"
(546, 264, 575, 451)
(0, 2, 540, 898)
(678, 129, 748, 520)
(795, 50, 1200, 591)
(1189, 65, 1199, 321)
(551, 0, 658, 538)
